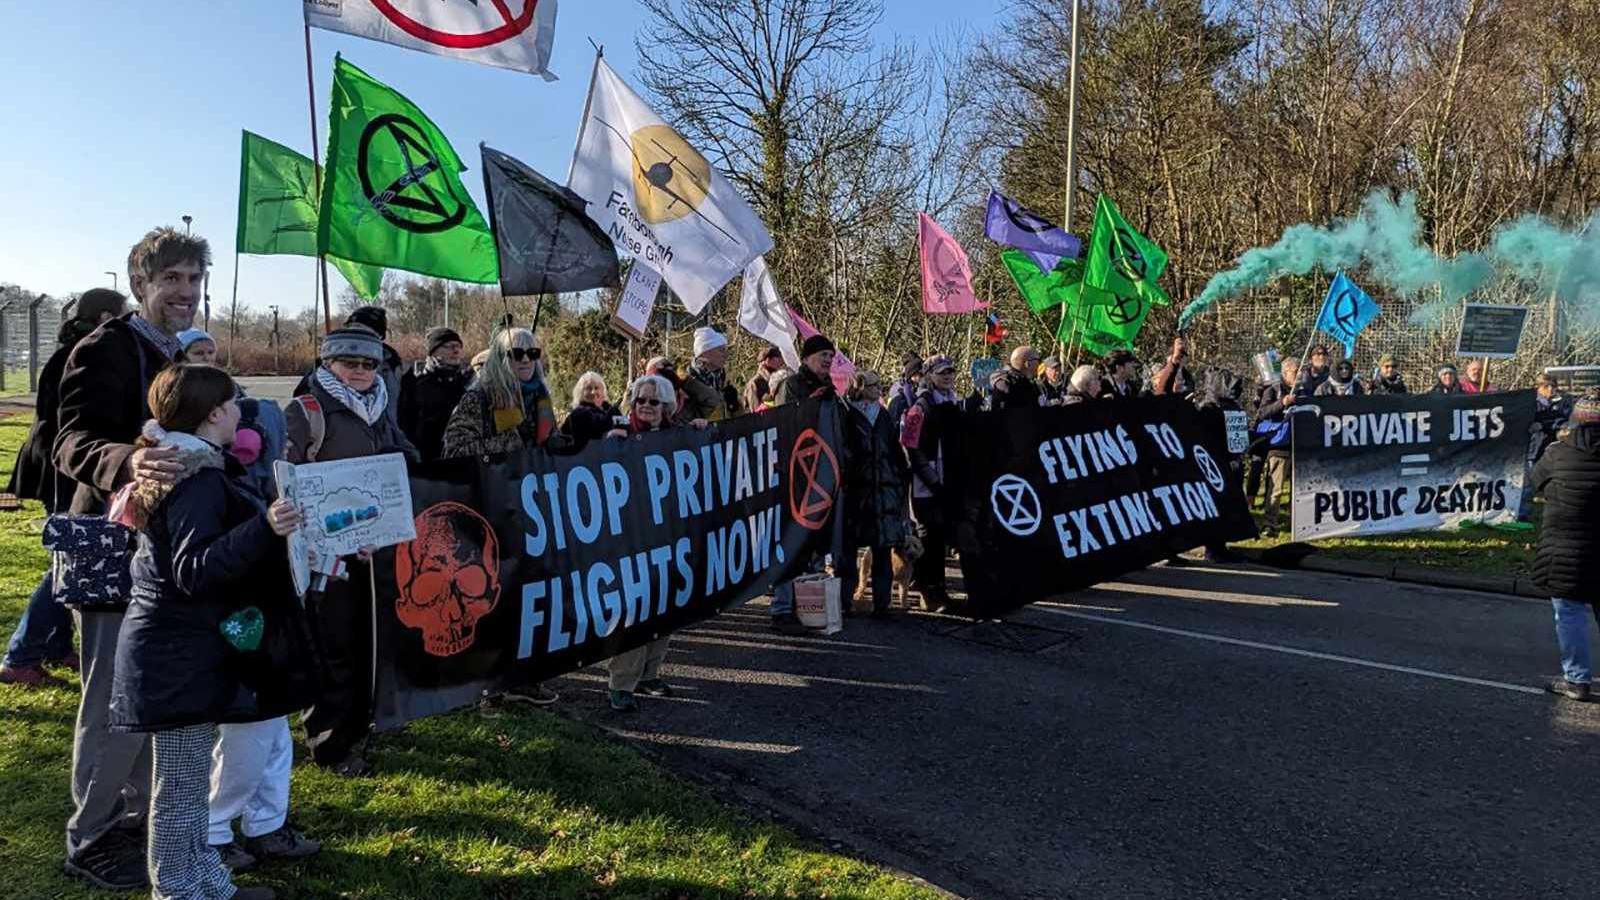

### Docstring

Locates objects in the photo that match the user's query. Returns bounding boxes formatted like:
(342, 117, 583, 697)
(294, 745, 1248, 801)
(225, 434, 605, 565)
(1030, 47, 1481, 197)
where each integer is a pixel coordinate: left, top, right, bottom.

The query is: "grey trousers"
(150, 724, 233, 900)
(607, 638, 670, 692)
(67, 608, 152, 857)
(1263, 455, 1293, 531)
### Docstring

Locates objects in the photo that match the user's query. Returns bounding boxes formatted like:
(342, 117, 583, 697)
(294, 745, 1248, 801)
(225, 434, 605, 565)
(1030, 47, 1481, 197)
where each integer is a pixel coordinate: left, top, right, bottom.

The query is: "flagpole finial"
(588, 37, 603, 57)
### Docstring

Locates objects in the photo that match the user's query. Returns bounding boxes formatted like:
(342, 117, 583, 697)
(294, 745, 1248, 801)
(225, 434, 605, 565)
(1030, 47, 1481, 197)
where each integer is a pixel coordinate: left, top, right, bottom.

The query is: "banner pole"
(228, 249, 240, 370)
(1480, 357, 1490, 392)
(304, 21, 332, 332)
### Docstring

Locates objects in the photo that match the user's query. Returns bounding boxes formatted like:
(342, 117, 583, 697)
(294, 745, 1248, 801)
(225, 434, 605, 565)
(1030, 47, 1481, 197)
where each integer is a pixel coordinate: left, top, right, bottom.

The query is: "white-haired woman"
(1063, 364, 1102, 405)
(603, 375, 706, 711)
(442, 328, 560, 459)
(559, 370, 622, 448)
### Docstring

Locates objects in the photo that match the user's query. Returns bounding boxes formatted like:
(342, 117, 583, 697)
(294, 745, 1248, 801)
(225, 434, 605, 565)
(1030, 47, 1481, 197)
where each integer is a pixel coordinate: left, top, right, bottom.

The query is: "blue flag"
(1315, 272, 1381, 357)
(984, 190, 1083, 273)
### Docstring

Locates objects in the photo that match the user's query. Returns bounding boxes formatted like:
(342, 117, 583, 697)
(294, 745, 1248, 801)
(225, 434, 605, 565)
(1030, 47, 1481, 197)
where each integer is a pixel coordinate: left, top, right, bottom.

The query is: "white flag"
(304, 0, 558, 81)
(568, 58, 774, 313)
(738, 256, 800, 370)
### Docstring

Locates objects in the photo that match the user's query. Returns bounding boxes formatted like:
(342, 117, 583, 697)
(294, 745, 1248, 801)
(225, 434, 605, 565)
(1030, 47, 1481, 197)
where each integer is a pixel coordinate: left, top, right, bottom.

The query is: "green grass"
(1233, 503, 1540, 578)
(0, 413, 941, 900)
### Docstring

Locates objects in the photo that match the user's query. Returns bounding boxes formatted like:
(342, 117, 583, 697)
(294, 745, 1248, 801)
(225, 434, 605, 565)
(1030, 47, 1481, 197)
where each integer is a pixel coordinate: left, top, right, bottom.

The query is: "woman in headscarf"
(442, 327, 561, 459)
(285, 324, 418, 778)
(1430, 364, 1464, 395)
(1315, 359, 1366, 397)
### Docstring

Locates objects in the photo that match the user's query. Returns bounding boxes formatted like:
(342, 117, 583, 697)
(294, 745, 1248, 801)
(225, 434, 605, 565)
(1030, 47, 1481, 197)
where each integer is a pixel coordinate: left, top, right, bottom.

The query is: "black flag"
(481, 144, 621, 295)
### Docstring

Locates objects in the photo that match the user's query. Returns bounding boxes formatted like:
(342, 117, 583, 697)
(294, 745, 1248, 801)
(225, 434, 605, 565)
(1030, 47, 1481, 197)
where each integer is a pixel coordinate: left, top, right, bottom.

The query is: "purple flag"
(984, 190, 1083, 272)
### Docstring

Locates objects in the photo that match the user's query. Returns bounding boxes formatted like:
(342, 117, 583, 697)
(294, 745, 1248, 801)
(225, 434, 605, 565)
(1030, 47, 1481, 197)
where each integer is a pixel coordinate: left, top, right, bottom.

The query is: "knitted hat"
(693, 326, 728, 358)
(345, 306, 388, 339)
(800, 334, 835, 358)
(923, 354, 955, 374)
(320, 324, 384, 362)
(1438, 363, 1457, 376)
(176, 328, 213, 352)
(1571, 396, 1600, 428)
(425, 326, 462, 355)
(1310, 344, 1330, 357)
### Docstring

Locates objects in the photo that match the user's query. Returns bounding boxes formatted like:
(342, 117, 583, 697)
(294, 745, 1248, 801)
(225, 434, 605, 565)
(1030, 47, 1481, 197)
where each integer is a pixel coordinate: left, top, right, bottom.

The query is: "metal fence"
(0, 287, 65, 393)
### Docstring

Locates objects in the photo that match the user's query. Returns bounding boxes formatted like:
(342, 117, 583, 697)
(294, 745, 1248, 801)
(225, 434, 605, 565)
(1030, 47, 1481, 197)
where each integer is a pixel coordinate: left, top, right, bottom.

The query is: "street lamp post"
(269, 305, 281, 373)
(181, 215, 192, 235)
(104, 271, 118, 292)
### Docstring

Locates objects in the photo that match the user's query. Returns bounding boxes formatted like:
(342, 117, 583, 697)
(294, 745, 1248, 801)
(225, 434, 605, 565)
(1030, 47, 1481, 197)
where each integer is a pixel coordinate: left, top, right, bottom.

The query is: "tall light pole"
(269, 305, 281, 373)
(1057, 0, 1083, 359)
(104, 271, 118, 291)
(181, 214, 192, 235)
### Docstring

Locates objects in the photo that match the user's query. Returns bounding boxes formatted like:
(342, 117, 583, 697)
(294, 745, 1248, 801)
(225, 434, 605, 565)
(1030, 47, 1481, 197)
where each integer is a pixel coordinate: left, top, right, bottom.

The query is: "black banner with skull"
(372, 399, 844, 731)
(951, 396, 1257, 619)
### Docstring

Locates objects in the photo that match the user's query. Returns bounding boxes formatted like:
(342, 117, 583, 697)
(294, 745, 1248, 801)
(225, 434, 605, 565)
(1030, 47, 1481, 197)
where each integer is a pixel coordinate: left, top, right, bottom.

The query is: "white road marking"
(1035, 606, 1547, 696)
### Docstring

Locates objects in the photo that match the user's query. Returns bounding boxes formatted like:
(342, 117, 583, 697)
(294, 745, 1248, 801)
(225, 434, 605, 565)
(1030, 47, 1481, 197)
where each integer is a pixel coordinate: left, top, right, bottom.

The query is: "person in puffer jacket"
(1531, 392, 1600, 701)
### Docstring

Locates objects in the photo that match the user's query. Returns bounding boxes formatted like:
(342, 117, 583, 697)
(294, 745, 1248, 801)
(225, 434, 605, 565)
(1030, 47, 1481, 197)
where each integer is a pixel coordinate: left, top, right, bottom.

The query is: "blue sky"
(0, 1, 1003, 319)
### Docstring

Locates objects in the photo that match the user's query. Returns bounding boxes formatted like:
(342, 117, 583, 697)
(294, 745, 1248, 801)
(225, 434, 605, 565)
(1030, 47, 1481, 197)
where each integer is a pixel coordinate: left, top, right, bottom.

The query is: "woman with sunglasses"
(285, 324, 418, 778)
(442, 328, 562, 459)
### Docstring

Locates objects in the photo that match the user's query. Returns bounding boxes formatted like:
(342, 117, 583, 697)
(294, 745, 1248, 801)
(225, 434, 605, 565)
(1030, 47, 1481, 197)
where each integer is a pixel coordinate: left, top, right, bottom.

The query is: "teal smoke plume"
(1176, 191, 1598, 330)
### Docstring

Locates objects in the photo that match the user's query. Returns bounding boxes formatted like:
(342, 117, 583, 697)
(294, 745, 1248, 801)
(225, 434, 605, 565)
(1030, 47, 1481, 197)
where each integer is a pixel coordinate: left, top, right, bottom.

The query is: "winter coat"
(1370, 374, 1410, 396)
(744, 368, 784, 414)
(1529, 425, 1600, 602)
(678, 367, 743, 424)
(560, 401, 623, 448)
(1298, 366, 1331, 395)
(398, 360, 471, 464)
(286, 378, 419, 465)
(844, 402, 911, 549)
(1255, 379, 1308, 458)
(8, 330, 87, 511)
(886, 380, 919, 426)
(109, 454, 317, 732)
(989, 367, 1041, 411)
(775, 365, 835, 406)
(53, 315, 173, 514)
(901, 389, 957, 500)
(1315, 377, 1366, 397)
(1040, 379, 1068, 405)
(1062, 388, 1096, 406)
(294, 342, 404, 429)
(1102, 377, 1141, 401)
(440, 381, 561, 460)
(1430, 381, 1464, 396)
(1534, 395, 1575, 461)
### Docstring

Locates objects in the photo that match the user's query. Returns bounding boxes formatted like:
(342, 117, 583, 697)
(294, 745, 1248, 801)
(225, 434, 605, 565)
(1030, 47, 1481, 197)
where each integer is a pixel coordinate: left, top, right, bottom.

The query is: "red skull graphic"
(395, 502, 500, 657)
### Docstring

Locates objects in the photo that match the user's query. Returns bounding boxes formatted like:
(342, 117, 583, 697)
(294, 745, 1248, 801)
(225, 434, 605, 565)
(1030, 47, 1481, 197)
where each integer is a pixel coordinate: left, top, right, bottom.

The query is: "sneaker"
(244, 825, 321, 861)
(63, 830, 148, 891)
(0, 663, 68, 689)
(46, 651, 80, 672)
(608, 689, 638, 712)
(216, 840, 258, 871)
(636, 679, 674, 698)
(1547, 679, 1591, 701)
(326, 753, 372, 778)
(503, 684, 560, 706)
(233, 887, 277, 900)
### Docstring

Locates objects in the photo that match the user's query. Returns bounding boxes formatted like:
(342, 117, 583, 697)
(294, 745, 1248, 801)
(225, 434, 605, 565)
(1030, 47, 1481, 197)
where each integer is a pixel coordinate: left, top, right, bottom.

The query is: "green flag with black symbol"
(1000, 249, 1094, 313)
(317, 55, 498, 284)
(1083, 194, 1169, 307)
(236, 130, 384, 298)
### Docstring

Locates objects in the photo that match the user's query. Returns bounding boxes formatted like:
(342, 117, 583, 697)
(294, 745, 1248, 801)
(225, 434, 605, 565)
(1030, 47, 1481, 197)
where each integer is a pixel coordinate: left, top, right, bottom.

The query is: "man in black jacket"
(1369, 354, 1409, 395)
(989, 345, 1042, 411)
(52, 227, 208, 891)
(901, 355, 961, 611)
(1531, 394, 1600, 700)
(0, 289, 126, 690)
(398, 326, 470, 464)
(1255, 358, 1308, 536)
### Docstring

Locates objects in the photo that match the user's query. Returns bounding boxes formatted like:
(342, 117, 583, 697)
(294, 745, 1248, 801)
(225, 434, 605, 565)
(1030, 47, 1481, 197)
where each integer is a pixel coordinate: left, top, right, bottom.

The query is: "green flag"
(236, 130, 385, 298)
(1000, 250, 1090, 312)
(1056, 290, 1151, 355)
(1083, 194, 1170, 307)
(318, 55, 498, 284)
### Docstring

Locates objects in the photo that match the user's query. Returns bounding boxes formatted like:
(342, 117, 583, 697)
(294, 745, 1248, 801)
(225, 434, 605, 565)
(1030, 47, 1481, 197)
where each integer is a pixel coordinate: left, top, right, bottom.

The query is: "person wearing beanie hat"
(344, 305, 388, 339)
(176, 328, 218, 365)
(1531, 390, 1600, 700)
(294, 307, 404, 424)
(743, 345, 790, 414)
(900, 352, 960, 612)
(1371, 353, 1409, 395)
(886, 352, 923, 428)
(679, 327, 740, 424)
(286, 323, 417, 778)
(1430, 363, 1462, 395)
(774, 334, 838, 406)
(398, 326, 470, 464)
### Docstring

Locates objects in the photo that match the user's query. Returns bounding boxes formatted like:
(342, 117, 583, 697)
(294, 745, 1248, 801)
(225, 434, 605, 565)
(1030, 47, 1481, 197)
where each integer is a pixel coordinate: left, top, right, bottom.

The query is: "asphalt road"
(550, 562, 1600, 899)
(237, 375, 302, 404)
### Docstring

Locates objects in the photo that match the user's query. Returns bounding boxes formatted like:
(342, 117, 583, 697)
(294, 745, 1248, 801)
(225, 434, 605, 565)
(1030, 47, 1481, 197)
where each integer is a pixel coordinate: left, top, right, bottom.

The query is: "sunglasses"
(334, 357, 379, 371)
(509, 347, 542, 363)
(635, 398, 662, 407)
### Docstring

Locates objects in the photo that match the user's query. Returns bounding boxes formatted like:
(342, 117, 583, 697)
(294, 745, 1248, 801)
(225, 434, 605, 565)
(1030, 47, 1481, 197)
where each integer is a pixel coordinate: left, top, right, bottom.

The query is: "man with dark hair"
(1102, 349, 1140, 400)
(743, 346, 788, 413)
(53, 227, 210, 891)
(398, 326, 470, 464)
(0, 288, 126, 690)
(989, 345, 1042, 411)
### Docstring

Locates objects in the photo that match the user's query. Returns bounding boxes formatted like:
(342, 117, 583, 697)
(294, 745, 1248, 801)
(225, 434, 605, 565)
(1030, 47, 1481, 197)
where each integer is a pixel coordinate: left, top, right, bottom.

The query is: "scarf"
(855, 400, 881, 425)
(1326, 378, 1357, 396)
(316, 365, 387, 427)
(128, 312, 181, 360)
(689, 363, 728, 392)
(126, 424, 225, 530)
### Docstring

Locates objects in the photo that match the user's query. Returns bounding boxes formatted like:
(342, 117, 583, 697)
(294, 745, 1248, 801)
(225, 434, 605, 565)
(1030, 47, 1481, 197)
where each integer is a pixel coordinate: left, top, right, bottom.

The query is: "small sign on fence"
(1456, 304, 1530, 360)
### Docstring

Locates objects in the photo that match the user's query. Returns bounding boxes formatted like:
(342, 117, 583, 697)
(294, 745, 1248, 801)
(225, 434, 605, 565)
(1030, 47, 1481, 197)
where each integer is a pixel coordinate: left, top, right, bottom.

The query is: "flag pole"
(1057, 0, 1082, 360)
(304, 20, 332, 332)
(227, 249, 240, 370)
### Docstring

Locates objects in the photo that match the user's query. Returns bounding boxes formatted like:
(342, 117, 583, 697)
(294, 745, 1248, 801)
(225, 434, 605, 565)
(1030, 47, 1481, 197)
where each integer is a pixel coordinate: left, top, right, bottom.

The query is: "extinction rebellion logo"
(357, 113, 467, 233)
(788, 429, 839, 531)
(991, 475, 1042, 536)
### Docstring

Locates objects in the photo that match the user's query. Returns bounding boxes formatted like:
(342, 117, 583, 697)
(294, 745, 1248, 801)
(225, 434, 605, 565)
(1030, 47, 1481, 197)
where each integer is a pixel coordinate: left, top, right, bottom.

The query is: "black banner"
(1290, 390, 1537, 541)
(373, 400, 843, 730)
(952, 397, 1257, 619)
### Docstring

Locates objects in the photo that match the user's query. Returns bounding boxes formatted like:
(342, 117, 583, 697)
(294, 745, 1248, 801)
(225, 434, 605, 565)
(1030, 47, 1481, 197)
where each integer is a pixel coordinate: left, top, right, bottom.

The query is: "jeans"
(1552, 598, 1600, 684)
(4, 572, 73, 668)
(770, 582, 795, 617)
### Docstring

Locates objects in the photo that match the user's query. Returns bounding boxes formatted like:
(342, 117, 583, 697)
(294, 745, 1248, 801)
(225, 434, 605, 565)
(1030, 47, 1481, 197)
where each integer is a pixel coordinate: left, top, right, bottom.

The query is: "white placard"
(611, 263, 661, 339)
(275, 453, 416, 596)
(1224, 410, 1250, 455)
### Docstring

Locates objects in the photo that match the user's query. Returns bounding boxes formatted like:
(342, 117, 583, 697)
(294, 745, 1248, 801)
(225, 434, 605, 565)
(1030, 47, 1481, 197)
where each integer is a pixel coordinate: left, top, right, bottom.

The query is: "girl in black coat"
(109, 365, 306, 900)
(1531, 395, 1600, 700)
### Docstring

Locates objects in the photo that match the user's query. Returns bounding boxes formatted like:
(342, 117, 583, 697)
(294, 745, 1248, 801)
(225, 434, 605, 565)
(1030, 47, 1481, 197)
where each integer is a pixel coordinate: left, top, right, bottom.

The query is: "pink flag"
(919, 212, 987, 314)
(788, 307, 856, 395)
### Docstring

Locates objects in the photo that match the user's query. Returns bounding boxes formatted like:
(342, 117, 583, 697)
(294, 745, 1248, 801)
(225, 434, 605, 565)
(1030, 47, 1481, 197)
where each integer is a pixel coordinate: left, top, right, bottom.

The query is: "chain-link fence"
(0, 287, 64, 394)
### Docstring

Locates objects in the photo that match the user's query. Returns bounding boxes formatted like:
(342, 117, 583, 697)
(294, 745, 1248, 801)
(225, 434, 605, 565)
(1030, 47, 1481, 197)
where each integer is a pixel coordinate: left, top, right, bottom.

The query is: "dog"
(851, 533, 924, 613)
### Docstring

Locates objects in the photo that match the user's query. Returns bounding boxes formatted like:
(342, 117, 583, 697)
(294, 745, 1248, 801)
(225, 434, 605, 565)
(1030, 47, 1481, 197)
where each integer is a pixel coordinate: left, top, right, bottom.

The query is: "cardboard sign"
(610, 263, 661, 340)
(1456, 304, 1529, 360)
(1224, 410, 1250, 454)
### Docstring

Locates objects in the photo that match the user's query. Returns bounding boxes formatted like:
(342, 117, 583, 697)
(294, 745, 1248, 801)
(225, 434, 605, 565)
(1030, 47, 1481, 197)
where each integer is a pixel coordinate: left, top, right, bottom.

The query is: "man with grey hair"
(989, 345, 1042, 411)
(53, 226, 210, 891)
(1064, 365, 1103, 404)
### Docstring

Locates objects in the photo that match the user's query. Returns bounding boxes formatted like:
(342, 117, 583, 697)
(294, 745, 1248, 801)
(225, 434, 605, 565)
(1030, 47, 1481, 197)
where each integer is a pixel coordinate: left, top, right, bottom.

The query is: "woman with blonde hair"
(559, 370, 622, 448)
(442, 328, 560, 459)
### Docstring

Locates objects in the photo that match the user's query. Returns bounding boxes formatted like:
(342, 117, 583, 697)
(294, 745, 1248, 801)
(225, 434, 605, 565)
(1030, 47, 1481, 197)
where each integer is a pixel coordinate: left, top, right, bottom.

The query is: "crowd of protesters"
(1, 224, 1597, 898)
